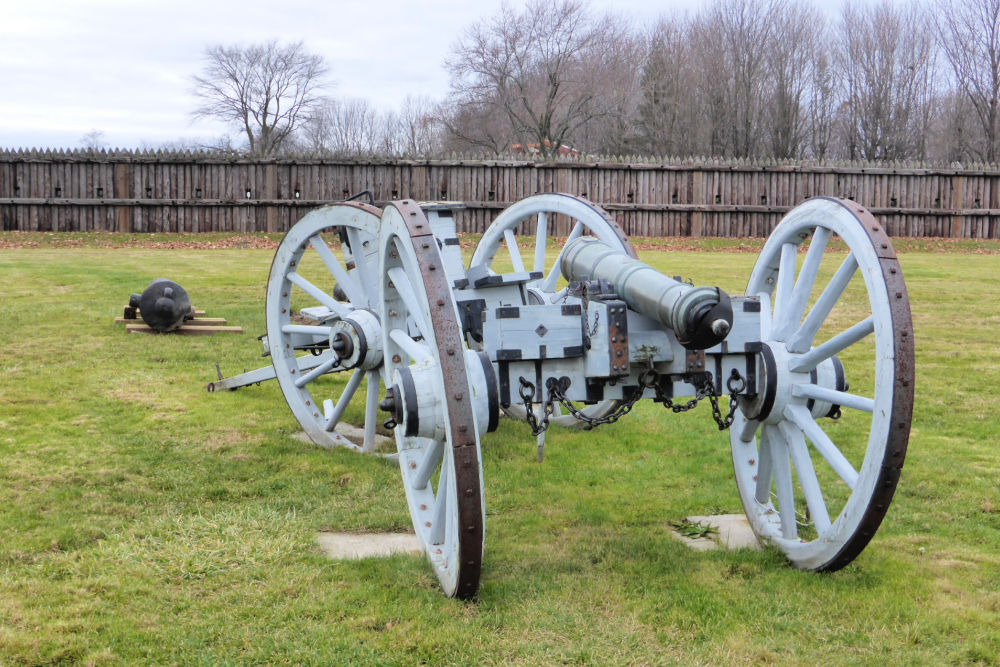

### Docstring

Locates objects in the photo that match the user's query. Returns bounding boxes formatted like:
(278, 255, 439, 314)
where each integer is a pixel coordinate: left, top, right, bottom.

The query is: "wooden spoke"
(387, 264, 430, 335)
(294, 356, 339, 388)
(309, 235, 363, 305)
(323, 368, 364, 431)
(739, 416, 761, 444)
(428, 462, 450, 546)
(787, 253, 859, 353)
(774, 227, 831, 341)
(281, 324, 332, 336)
(344, 226, 376, 305)
(389, 328, 434, 365)
(784, 405, 859, 490)
(772, 242, 798, 334)
(504, 228, 525, 273)
(362, 371, 379, 454)
(790, 317, 874, 372)
(780, 420, 833, 535)
(412, 438, 444, 491)
(533, 211, 548, 273)
(767, 425, 798, 540)
(539, 221, 584, 292)
(793, 384, 874, 413)
(755, 428, 774, 504)
(757, 292, 773, 340)
(286, 272, 350, 317)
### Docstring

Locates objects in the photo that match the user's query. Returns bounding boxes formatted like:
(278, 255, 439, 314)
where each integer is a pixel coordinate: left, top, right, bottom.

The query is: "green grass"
(1, 235, 999, 664)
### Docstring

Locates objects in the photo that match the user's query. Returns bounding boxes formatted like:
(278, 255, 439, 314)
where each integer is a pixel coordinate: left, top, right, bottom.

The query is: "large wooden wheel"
(731, 198, 914, 571)
(379, 201, 486, 598)
(265, 203, 385, 452)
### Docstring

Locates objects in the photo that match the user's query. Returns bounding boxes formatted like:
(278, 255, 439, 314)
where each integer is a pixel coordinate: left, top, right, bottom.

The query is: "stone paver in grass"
(316, 532, 422, 559)
(670, 514, 761, 551)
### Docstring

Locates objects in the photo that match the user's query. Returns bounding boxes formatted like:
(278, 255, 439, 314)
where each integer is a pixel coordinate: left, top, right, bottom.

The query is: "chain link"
(547, 376, 644, 429)
(519, 376, 555, 436)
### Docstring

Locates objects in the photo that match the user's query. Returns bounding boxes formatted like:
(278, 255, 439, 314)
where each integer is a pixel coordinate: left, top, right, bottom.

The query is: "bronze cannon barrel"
(560, 237, 733, 350)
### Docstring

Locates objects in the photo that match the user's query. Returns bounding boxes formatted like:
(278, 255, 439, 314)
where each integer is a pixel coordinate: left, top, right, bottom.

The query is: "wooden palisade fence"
(1, 149, 998, 238)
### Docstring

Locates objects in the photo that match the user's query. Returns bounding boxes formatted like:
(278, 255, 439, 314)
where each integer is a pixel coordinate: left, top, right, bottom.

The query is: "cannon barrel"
(560, 237, 733, 350)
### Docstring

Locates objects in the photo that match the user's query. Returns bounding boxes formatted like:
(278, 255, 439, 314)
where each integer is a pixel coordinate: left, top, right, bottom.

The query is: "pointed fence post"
(115, 161, 132, 233)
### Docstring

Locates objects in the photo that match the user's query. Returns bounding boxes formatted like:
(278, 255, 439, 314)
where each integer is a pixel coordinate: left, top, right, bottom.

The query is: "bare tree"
(837, 1, 938, 161)
(634, 19, 700, 156)
(389, 95, 445, 156)
(300, 98, 380, 156)
(764, 1, 825, 159)
(192, 41, 330, 156)
(806, 46, 838, 160)
(79, 129, 107, 150)
(936, 0, 1000, 162)
(445, 0, 635, 157)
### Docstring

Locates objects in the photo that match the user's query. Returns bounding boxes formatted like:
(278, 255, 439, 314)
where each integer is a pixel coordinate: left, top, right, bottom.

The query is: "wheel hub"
(329, 310, 383, 370)
(382, 349, 498, 440)
(741, 343, 847, 424)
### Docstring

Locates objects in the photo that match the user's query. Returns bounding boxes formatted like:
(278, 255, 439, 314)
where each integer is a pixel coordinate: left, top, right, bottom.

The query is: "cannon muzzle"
(561, 237, 733, 349)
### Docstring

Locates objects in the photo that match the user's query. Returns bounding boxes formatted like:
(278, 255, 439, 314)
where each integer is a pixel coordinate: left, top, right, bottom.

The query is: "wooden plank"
(126, 324, 243, 335)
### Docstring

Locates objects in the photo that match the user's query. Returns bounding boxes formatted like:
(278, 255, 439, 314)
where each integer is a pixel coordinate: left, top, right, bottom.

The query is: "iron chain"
(520, 367, 746, 434)
(519, 376, 555, 436)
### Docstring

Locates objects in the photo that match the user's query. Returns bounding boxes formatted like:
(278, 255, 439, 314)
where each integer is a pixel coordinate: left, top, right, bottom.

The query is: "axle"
(560, 237, 733, 350)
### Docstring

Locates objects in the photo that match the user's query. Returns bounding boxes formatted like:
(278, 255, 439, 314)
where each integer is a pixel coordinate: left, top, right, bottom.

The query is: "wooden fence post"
(690, 169, 704, 238)
(951, 175, 965, 239)
(115, 162, 132, 233)
(265, 163, 278, 233)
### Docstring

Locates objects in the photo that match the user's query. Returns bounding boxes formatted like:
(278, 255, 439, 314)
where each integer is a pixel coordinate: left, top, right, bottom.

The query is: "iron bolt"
(454, 393, 463, 400)
(392, 354, 401, 363)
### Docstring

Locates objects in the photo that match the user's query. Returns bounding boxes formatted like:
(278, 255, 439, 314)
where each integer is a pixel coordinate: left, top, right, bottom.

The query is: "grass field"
(0, 231, 998, 664)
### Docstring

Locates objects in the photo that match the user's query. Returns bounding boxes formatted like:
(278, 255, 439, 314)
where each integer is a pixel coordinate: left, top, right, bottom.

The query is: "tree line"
(188, 0, 1000, 164)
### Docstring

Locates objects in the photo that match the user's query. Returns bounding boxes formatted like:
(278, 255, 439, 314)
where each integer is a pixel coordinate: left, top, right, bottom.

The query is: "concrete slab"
(670, 514, 761, 551)
(316, 532, 423, 560)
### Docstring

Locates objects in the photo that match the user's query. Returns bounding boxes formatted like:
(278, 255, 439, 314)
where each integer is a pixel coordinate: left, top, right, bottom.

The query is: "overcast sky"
(0, 0, 705, 150)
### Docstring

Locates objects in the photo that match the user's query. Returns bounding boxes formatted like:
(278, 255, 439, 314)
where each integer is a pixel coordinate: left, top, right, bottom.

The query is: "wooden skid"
(126, 324, 243, 335)
(116, 316, 227, 325)
(120, 307, 206, 318)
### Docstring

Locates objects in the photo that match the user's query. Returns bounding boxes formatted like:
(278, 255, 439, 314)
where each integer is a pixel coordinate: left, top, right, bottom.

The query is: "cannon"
(129, 278, 194, 332)
(263, 194, 913, 598)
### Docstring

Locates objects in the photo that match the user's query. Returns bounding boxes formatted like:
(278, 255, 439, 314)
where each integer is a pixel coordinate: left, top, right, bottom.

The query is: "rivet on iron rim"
(454, 393, 463, 400)
(447, 349, 455, 355)
(437, 299, 445, 306)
